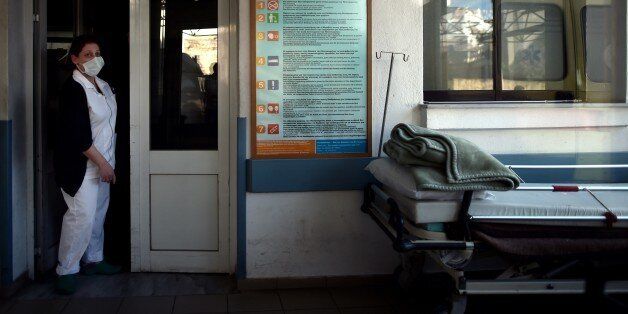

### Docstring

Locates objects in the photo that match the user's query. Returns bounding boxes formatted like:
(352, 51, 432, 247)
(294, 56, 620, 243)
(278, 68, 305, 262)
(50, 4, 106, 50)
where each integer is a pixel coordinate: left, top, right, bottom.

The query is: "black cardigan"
(54, 78, 94, 197)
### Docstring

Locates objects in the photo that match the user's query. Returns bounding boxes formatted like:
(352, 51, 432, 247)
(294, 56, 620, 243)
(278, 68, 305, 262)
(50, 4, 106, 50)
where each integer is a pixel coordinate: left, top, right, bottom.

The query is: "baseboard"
(237, 274, 392, 291)
(0, 271, 29, 299)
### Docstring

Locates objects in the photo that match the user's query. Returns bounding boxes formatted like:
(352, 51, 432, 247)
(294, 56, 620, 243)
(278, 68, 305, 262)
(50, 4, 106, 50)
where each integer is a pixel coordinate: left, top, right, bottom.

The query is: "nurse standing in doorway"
(54, 35, 121, 294)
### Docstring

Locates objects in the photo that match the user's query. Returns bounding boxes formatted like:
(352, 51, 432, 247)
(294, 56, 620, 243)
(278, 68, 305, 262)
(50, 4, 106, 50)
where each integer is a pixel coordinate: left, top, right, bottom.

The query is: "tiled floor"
(1, 286, 396, 314)
(2, 273, 628, 313)
(0, 273, 401, 314)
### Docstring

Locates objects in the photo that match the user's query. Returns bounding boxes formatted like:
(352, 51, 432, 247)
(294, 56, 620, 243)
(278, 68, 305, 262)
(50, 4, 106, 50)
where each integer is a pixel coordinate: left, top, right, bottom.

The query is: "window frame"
(424, 0, 576, 103)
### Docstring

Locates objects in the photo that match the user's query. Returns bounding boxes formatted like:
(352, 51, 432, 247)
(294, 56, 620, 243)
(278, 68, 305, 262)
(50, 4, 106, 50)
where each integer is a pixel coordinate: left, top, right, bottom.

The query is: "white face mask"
(79, 56, 105, 77)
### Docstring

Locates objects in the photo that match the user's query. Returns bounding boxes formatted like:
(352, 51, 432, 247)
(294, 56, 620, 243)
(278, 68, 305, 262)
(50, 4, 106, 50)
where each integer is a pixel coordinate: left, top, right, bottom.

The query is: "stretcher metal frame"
(361, 183, 628, 312)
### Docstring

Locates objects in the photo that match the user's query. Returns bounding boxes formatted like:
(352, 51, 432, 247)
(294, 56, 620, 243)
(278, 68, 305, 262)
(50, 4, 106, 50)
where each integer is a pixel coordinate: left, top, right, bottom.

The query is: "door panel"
(150, 175, 219, 251)
(149, 151, 218, 174)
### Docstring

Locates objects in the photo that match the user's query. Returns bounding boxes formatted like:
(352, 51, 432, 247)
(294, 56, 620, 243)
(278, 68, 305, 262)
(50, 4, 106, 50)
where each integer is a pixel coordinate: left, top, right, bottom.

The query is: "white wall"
(423, 105, 628, 155)
(7, 0, 34, 280)
(240, 0, 425, 278)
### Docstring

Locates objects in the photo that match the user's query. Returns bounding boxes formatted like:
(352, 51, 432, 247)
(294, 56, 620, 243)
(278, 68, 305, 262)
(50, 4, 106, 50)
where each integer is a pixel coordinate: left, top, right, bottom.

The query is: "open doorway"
(34, 0, 130, 277)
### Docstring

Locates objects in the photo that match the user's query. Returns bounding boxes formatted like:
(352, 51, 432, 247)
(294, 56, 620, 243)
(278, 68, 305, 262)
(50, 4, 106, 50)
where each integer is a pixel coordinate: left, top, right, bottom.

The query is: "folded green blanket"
(383, 124, 521, 191)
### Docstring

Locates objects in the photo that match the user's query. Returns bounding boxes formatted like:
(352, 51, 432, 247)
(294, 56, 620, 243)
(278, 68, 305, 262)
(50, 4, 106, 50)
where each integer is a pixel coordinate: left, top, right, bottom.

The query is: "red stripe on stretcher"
(552, 185, 580, 192)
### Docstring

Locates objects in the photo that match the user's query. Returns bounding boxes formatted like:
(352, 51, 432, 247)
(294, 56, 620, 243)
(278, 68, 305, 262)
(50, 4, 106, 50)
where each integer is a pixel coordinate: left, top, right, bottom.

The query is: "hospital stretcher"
(361, 183, 628, 313)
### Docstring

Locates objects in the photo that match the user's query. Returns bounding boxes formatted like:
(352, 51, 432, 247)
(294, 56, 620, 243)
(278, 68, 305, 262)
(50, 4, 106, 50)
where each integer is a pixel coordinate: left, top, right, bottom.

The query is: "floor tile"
(123, 273, 156, 297)
(227, 292, 282, 312)
(326, 276, 391, 288)
(153, 274, 208, 296)
(286, 310, 341, 314)
(6, 299, 68, 314)
(278, 289, 336, 310)
(0, 300, 14, 314)
(14, 280, 66, 300)
(193, 274, 235, 295)
(277, 278, 325, 290)
(61, 298, 122, 314)
(339, 307, 395, 314)
(117, 296, 175, 314)
(329, 288, 389, 309)
(72, 275, 129, 298)
(237, 279, 278, 291)
(173, 294, 227, 313)
(229, 312, 282, 314)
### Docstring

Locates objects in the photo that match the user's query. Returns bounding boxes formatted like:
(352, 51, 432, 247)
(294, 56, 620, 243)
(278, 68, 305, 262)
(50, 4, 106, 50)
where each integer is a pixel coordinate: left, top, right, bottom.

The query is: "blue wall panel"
(236, 118, 247, 279)
(246, 153, 628, 193)
(247, 158, 377, 192)
(0, 120, 12, 286)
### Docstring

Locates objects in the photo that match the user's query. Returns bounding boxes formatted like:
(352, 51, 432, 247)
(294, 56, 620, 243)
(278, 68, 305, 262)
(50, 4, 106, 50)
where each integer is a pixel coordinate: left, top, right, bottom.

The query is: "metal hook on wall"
(376, 51, 410, 157)
(376, 51, 409, 62)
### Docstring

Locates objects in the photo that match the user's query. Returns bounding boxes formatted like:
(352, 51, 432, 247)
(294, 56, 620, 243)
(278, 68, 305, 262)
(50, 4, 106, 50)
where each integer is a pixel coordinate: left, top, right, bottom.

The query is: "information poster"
(251, 0, 371, 158)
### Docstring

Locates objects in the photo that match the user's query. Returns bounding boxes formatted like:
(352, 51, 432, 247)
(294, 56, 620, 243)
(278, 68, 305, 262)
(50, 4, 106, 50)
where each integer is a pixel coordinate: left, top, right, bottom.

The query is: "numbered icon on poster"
(256, 57, 266, 66)
(267, 0, 279, 11)
(256, 1, 265, 10)
(267, 31, 279, 41)
(268, 124, 280, 134)
(267, 80, 279, 90)
(267, 56, 279, 66)
(268, 103, 279, 114)
(256, 125, 266, 134)
(256, 14, 266, 22)
(267, 13, 279, 23)
(257, 105, 266, 113)
(257, 32, 265, 40)
(256, 81, 266, 89)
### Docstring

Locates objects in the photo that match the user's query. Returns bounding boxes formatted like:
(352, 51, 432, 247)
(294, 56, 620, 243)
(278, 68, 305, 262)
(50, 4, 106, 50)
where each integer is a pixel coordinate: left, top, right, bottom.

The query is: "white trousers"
(56, 178, 110, 275)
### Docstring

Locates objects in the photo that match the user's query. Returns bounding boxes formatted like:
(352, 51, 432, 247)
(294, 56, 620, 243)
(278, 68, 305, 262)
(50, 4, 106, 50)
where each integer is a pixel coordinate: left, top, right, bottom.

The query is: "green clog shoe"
(55, 274, 77, 295)
(82, 261, 122, 276)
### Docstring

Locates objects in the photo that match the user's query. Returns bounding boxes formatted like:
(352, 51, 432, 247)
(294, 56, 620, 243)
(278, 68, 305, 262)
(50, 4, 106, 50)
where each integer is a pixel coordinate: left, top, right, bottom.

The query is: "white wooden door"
(130, 0, 230, 273)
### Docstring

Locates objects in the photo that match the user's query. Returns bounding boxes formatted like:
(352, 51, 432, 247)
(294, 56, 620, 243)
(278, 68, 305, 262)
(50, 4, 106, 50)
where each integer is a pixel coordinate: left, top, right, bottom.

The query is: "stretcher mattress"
(382, 186, 628, 227)
(366, 158, 492, 200)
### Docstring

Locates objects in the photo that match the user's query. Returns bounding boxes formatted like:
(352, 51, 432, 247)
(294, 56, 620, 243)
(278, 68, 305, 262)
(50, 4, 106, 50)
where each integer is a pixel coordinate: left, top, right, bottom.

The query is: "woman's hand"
(98, 161, 116, 184)
(83, 145, 116, 184)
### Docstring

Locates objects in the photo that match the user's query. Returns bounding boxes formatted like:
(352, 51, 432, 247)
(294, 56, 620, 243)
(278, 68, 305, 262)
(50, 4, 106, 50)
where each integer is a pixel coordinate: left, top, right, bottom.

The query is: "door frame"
(129, 0, 238, 273)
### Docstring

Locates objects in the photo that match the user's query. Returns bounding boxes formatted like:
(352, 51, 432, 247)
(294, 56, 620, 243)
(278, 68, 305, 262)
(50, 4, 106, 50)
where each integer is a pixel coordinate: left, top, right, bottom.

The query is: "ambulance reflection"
(180, 53, 218, 127)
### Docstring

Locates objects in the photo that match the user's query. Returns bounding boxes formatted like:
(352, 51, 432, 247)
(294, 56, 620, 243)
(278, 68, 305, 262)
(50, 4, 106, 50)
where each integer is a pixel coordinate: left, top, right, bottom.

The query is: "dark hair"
(68, 34, 100, 58)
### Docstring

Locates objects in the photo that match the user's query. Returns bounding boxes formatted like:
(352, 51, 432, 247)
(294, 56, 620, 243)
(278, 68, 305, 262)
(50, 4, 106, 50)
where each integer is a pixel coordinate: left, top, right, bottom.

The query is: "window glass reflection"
(424, 0, 494, 91)
(501, 2, 565, 90)
(150, 0, 218, 150)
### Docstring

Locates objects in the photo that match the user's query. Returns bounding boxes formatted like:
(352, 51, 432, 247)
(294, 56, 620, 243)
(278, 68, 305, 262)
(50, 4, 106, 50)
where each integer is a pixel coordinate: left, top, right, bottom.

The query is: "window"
(150, 0, 219, 150)
(423, 0, 626, 103)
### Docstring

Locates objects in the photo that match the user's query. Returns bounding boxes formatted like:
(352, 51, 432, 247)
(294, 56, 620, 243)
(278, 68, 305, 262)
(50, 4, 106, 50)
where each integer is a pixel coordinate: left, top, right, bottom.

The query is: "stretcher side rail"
(361, 183, 475, 252)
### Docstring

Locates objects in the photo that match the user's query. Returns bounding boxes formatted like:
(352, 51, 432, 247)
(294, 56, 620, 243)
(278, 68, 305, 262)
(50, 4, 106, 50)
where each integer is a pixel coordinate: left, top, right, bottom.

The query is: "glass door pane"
(150, 0, 218, 150)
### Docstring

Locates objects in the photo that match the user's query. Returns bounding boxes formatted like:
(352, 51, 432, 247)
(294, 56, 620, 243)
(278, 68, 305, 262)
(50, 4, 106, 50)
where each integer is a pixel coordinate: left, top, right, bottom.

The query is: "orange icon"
(256, 14, 265, 22)
(256, 81, 266, 89)
(257, 105, 266, 113)
(267, 31, 279, 41)
(256, 32, 265, 40)
(256, 1, 265, 10)
(256, 57, 266, 66)
(256, 125, 266, 134)
(267, 0, 279, 11)
(268, 124, 279, 134)
(267, 103, 279, 114)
